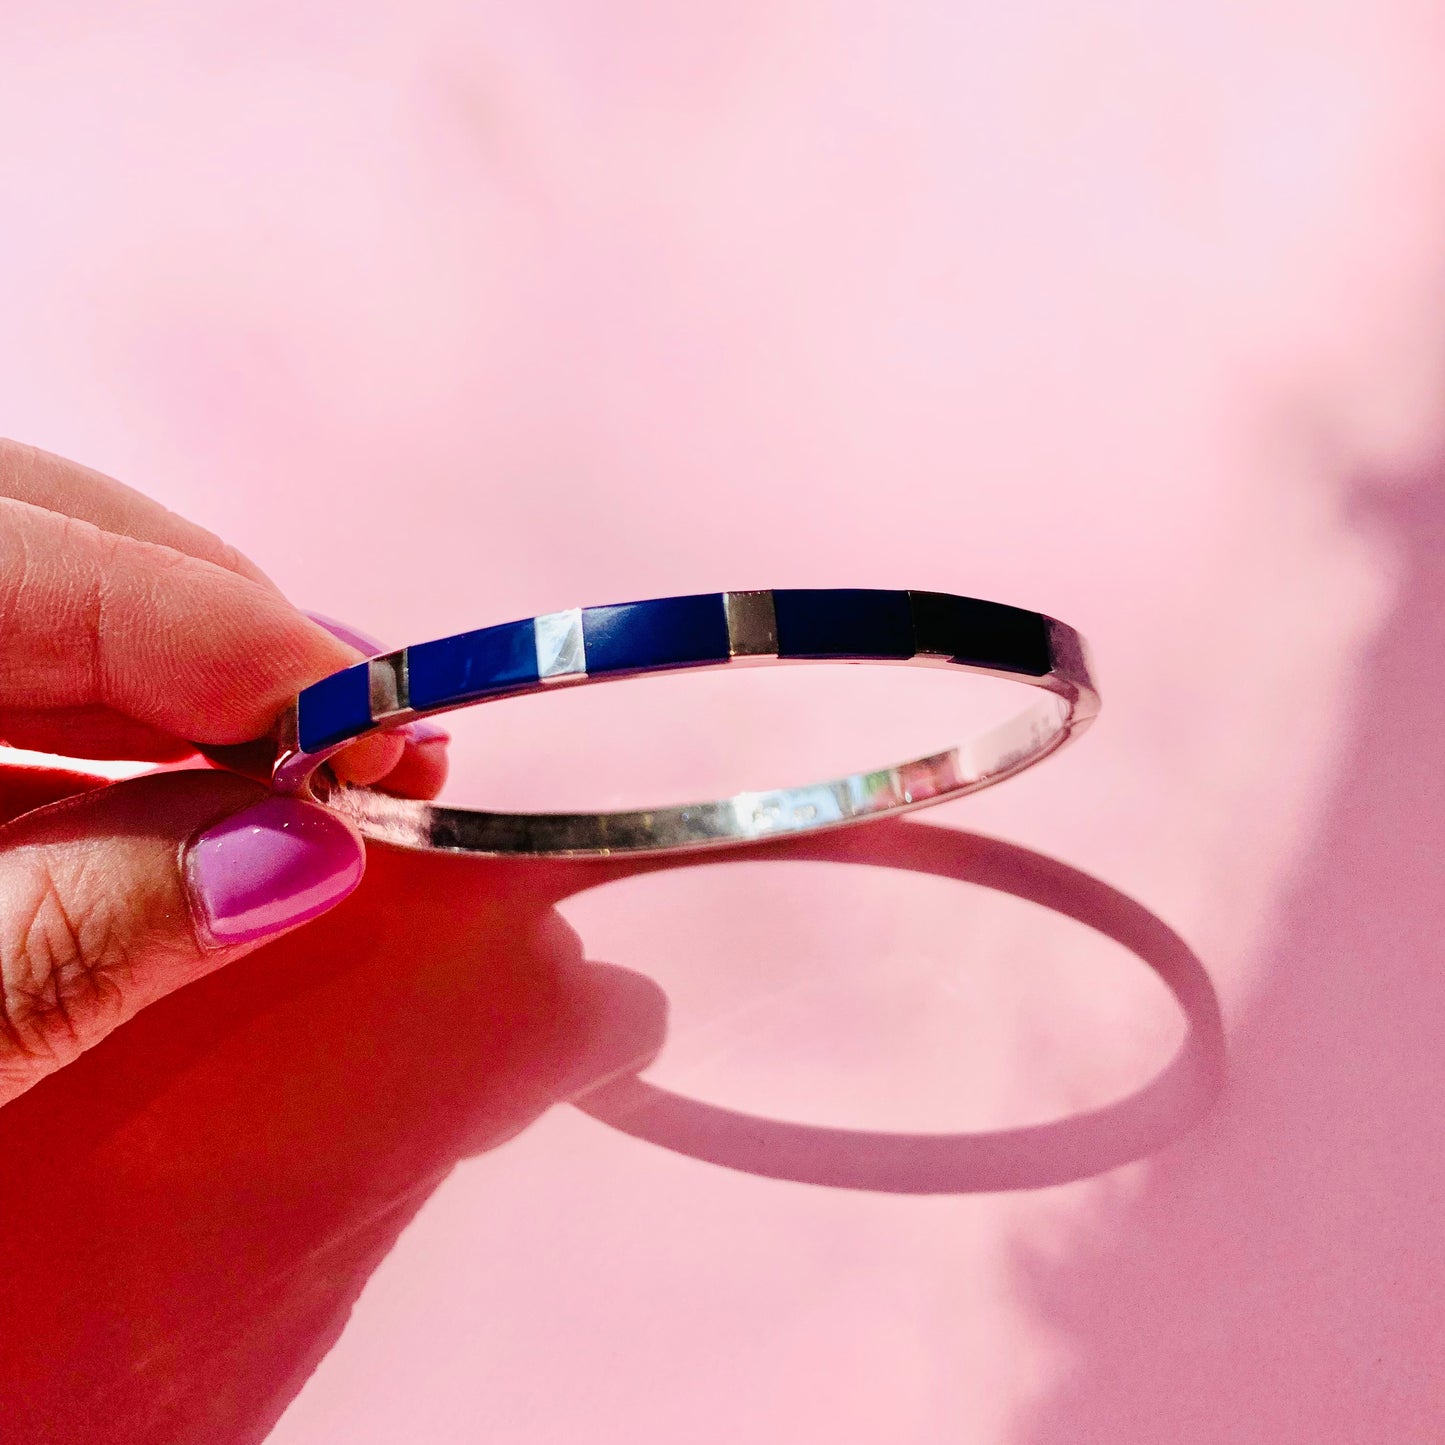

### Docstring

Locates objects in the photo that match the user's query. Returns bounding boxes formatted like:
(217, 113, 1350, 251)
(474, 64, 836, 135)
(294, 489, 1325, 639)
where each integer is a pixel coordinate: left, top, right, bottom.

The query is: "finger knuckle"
(0, 502, 110, 708)
(0, 852, 132, 1065)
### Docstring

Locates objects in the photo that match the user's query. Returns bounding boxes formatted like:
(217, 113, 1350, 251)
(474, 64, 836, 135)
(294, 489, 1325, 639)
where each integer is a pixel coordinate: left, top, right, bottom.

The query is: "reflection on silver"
(724, 590, 779, 657)
(368, 652, 408, 719)
(314, 703, 1080, 859)
(534, 608, 586, 682)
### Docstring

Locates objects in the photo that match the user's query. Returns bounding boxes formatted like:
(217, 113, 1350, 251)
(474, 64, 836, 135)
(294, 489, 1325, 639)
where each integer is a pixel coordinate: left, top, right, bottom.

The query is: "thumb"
(0, 770, 364, 1105)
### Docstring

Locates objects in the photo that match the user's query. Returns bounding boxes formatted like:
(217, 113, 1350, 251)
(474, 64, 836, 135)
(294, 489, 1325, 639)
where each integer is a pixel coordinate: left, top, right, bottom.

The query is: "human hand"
(0, 439, 447, 1105)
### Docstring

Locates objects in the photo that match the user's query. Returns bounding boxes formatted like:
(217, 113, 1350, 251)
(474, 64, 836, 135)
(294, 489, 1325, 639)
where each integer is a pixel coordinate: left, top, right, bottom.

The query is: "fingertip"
(328, 733, 407, 786)
(185, 793, 366, 949)
(374, 732, 450, 800)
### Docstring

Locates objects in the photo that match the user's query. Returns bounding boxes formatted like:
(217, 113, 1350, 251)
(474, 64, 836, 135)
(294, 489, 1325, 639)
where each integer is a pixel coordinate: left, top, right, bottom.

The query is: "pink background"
(4, 3, 1445, 1441)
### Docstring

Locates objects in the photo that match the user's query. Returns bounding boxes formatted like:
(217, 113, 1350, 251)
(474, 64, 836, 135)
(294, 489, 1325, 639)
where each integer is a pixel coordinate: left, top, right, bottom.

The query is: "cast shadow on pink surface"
(1016, 476, 1445, 1445)
(559, 821, 1225, 1195)
(0, 807, 1219, 1445)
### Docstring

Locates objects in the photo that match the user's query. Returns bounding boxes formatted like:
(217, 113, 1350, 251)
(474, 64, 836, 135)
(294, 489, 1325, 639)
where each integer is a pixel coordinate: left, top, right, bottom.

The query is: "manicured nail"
(398, 718, 451, 745)
(184, 796, 365, 948)
(302, 609, 385, 656)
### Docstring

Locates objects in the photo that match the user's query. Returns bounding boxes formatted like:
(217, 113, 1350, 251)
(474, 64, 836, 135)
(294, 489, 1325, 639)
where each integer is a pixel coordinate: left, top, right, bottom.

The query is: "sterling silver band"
(271, 589, 1100, 858)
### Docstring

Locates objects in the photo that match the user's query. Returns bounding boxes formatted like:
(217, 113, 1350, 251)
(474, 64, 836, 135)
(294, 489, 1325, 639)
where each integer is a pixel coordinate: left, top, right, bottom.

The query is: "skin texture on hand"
(0, 439, 450, 1105)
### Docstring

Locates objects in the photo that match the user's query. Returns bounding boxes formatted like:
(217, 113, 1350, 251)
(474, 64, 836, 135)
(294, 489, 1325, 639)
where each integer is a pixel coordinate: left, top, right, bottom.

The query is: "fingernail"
(302, 609, 386, 656)
(398, 718, 451, 745)
(184, 796, 365, 948)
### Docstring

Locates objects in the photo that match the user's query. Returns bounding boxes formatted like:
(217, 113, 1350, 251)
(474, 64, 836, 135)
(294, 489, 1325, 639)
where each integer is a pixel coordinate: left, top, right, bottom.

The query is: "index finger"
(0, 495, 354, 744)
(0, 438, 281, 593)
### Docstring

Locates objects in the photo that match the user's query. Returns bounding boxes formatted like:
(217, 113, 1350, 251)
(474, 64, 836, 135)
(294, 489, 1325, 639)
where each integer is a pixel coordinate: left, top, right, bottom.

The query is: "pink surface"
(3, 4, 1445, 1441)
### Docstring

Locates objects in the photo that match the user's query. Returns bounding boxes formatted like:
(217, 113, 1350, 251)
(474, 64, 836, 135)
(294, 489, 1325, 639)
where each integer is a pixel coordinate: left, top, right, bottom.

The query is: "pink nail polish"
(302, 609, 386, 656)
(398, 719, 451, 745)
(184, 796, 364, 948)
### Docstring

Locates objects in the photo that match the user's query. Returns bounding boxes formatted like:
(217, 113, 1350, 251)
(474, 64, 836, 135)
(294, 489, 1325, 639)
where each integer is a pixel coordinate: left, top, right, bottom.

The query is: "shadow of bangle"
(539, 819, 1225, 1195)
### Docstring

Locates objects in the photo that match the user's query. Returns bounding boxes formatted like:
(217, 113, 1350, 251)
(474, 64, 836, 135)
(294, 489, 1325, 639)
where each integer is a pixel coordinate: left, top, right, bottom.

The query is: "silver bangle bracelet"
(270, 588, 1100, 858)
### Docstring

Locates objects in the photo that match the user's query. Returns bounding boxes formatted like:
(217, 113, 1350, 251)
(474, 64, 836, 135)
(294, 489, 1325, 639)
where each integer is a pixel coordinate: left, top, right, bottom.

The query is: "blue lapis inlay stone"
(773, 588, 917, 660)
(297, 663, 373, 753)
(908, 591, 1051, 676)
(406, 618, 540, 711)
(582, 593, 730, 676)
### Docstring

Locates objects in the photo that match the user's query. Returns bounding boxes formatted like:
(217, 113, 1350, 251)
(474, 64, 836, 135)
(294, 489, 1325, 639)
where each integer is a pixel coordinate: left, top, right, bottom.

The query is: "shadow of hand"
(0, 843, 666, 1445)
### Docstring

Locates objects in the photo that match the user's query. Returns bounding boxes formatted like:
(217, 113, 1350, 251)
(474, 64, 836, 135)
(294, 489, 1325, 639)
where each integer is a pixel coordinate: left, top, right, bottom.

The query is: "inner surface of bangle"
(314, 691, 1072, 857)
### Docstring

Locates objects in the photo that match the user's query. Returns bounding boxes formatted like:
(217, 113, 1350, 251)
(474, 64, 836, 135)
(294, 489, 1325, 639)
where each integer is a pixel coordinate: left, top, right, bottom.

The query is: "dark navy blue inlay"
(297, 663, 373, 753)
(406, 618, 540, 711)
(908, 591, 1051, 676)
(582, 593, 730, 676)
(773, 588, 916, 660)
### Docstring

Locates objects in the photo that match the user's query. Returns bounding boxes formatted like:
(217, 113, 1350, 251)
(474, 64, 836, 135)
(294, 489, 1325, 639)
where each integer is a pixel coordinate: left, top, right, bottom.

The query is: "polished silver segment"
(316, 718, 1064, 857)
(724, 589, 779, 658)
(271, 612, 1100, 858)
(368, 652, 408, 719)
(535, 608, 586, 682)
(1045, 617, 1100, 725)
(959, 694, 1070, 783)
(276, 703, 300, 759)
